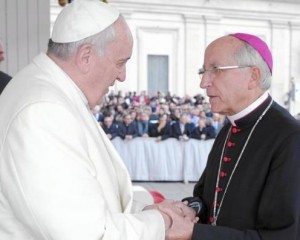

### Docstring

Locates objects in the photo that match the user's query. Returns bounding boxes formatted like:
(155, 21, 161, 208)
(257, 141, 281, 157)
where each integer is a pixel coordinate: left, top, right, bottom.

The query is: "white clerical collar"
(227, 92, 269, 126)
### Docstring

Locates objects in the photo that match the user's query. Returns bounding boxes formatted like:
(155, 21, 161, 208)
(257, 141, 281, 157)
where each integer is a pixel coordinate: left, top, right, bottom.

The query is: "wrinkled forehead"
(112, 17, 133, 47)
(204, 36, 242, 65)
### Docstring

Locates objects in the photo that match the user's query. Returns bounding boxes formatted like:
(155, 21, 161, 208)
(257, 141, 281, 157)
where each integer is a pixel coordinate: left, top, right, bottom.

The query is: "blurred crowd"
(93, 90, 226, 141)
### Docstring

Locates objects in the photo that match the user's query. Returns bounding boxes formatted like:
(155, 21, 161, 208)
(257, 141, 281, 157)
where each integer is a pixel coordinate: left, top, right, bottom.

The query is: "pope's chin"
(97, 96, 106, 106)
(99, 87, 109, 97)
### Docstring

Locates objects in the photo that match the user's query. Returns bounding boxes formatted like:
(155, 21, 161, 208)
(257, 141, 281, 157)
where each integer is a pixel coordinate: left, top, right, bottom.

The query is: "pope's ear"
(75, 44, 93, 73)
(248, 66, 261, 89)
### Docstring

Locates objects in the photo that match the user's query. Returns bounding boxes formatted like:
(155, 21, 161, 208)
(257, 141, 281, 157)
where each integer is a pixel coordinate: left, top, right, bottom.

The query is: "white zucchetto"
(52, 0, 120, 43)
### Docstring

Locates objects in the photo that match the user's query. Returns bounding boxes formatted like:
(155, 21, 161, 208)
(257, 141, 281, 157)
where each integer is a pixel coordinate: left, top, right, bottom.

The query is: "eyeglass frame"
(198, 65, 252, 77)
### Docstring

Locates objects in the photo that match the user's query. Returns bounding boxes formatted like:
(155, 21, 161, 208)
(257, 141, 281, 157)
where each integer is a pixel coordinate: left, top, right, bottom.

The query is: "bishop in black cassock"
(192, 94, 300, 239)
(180, 32, 300, 240)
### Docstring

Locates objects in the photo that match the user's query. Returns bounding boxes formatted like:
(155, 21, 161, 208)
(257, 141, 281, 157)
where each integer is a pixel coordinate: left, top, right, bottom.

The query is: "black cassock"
(192, 96, 300, 240)
(0, 71, 12, 94)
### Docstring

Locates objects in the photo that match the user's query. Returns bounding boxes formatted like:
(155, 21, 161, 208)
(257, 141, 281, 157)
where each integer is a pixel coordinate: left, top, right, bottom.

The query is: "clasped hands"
(144, 199, 198, 240)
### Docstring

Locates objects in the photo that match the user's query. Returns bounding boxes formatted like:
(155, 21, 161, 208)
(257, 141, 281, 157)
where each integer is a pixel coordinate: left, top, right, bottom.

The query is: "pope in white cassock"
(0, 0, 196, 239)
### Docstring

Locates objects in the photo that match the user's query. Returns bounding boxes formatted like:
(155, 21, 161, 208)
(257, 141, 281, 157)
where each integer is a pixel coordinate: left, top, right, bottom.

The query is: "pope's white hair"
(47, 23, 116, 60)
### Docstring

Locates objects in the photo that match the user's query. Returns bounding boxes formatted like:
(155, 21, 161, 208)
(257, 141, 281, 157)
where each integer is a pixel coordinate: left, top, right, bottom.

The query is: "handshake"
(144, 197, 204, 240)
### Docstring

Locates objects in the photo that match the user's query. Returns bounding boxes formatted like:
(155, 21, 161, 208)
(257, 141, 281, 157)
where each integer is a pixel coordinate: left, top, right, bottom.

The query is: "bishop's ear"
(248, 66, 261, 89)
(75, 44, 93, 73)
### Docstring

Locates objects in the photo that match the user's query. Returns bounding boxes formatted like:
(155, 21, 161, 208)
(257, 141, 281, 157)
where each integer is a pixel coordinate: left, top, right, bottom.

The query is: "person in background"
(124, 91, 132, 106)
(189, 108, 200, 127)
(168, 33, 300, 240)
(114, 103, 126, 125)
(0, 39, 12, 94)
(149, 104, 159, 124)
(171, 113, 195, 141)
(92, 104, 103, 122)
(0, 1, 196, 239)
(211, 112, 224, 135)
(149, 113, 172, 141)
(132, 90, 150, 105)
(129, 110, 138, 126)
(169, 107, 181, 124)
(117, 95, 129, 110)
(191, 118, 216, 140)
(139, 90, 150, 105)
(137, 111, 150, 137)
(102, 114, 118, 140)
(117, 113, 138, 140)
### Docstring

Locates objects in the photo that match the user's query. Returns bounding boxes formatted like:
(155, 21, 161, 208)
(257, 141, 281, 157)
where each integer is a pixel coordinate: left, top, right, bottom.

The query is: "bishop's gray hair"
(47, 24, 116, 60)
(234, 41, 272, 90)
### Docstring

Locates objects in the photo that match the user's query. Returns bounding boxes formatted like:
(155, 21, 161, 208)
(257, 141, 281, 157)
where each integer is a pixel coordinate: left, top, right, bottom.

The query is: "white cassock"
(0, 53, 165, 240)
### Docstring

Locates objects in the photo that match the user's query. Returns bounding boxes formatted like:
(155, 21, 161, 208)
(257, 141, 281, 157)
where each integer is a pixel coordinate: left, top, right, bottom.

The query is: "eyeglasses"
(198, 65, 251, 77)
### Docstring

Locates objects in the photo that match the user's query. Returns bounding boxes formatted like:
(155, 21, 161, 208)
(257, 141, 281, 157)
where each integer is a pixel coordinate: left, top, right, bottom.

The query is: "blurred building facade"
(1, 0, 300, 114)
(0, 0, 50, 76)
(52, 0, 300, 114)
